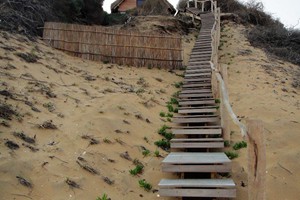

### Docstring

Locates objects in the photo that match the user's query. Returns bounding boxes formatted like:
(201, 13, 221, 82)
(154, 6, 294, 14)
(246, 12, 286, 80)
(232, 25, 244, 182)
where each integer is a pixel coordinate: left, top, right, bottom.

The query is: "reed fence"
(43, 22, 183, 69)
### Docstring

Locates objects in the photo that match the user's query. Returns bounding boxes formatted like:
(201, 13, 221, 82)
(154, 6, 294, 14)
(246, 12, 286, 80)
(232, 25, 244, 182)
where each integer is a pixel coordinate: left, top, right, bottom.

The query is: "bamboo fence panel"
(43, 22, 183, 69)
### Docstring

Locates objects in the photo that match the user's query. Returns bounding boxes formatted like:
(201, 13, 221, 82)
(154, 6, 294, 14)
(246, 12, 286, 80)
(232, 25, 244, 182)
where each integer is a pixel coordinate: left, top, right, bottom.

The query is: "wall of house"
(118, 0, 137, 12)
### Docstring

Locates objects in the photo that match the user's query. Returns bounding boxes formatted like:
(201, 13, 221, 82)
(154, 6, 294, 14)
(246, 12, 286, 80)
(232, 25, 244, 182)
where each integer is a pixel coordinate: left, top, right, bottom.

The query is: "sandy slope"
(219, 21, 300, 199)
(0, 31, 186, 200)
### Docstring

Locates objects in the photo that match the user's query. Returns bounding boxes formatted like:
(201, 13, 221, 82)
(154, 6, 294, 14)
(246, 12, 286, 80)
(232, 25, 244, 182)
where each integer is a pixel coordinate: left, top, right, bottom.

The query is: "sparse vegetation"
(154, 150, 160, 157)
(96, 193, 110, 200)
(233, 141, 247, 150)
(142, 149, 151, 157)
(225, 151, 239, 160)
(224, 140, 230, 147)
(138, 179, 152, 192)
(129, 164, 144, 175)
(154, 139, 170, 150)
(174, 81, 183, 88)
(160, 111, 166, 117)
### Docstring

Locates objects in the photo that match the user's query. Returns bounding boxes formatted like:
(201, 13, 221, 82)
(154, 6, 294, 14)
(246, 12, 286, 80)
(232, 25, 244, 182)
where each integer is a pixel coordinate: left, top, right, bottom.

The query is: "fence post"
(247, 120, 266, 200)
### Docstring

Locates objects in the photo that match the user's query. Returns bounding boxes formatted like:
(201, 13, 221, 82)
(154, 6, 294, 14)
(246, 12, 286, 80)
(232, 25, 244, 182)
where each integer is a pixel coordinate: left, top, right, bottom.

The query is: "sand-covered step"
(158, 179, 236, 198)
(171, 138, 224, 148)
(173, 117, 219, 124)
(161, 152, 231, 173)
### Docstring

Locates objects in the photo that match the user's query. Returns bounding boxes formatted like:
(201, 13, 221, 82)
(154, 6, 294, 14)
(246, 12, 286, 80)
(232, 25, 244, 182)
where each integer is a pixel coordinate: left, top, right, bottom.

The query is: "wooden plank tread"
(173, 117, 219, 123)
(178, 108, 217, 114)
(162, 152, 230, 164)
(172, 129, 222, 135)
(159, 179, 235, 188)
(171, 138, 223, 142)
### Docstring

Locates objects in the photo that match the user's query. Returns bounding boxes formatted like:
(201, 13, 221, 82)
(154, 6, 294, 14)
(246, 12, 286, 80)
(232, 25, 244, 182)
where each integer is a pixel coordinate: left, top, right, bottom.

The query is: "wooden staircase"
(158, 12, 236, 199)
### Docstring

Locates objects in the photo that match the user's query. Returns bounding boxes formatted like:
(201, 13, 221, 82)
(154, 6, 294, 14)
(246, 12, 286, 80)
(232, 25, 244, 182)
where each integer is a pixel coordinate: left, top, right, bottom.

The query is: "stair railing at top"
(187, 0, 217, 13)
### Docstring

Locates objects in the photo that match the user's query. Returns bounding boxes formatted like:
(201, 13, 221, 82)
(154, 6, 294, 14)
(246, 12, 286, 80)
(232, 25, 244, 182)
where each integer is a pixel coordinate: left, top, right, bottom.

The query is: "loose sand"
(0, 31, 186, 200)
(219, 21, 300, 200)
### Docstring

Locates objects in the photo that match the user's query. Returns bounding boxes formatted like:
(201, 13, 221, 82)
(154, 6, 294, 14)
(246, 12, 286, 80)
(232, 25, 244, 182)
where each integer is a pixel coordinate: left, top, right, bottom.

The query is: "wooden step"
(179, 93, 213, 98)
(179, 100, 216, 105)
(173, 117, 219, 123)
(185, 73, 211, 78)
(180, 89, 212, 94)
(178, 108, 217, 114)
(182, 83, 211, 88)
(172, 129, 222, 135)
(171, 138, 224, 148)
(171, 125, 222, 129)
(183, 78, 211, 82)
(178, 106, 218, 110)
(173, 114, 218, 118)
(185, 69, 211, 74)
(162, 152, 231, 172)
(158, 179, 236, 198)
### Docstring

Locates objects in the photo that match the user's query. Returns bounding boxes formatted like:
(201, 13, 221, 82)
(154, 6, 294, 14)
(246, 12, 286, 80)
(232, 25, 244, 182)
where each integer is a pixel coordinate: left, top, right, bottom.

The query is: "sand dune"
(219, 21, 300, 200)
(0, 31, 185, 200)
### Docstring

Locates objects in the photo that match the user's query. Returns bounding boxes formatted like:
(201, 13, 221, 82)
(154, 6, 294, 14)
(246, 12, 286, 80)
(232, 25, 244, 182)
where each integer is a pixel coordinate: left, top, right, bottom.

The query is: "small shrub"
(174, 82, 183, 88)
(167, 117, 172, 122)
(172, 91, 179, 98)
(233, 141, 247, 150)
(129, 164, 144, 175)
(167, 113, 173, 118)
(224, 140, 231, 147)
(167, 103, 174, 112)
(225, 151, 238, 159)
(170, 98, 178, 105)
(138, 179, 152, 192)
(96, 193, 109, 200)
(159, 112, 166, 117)
(155, 139, 170, 150)
(154, 150, 160, 157)
(103, 138, 112, 144)
(158, 125, 170, 135)
(173, 108, 178, 113)
(143, 137, 149, 143)
(142, 149, 150, 157)
(215, 99, 221, 104)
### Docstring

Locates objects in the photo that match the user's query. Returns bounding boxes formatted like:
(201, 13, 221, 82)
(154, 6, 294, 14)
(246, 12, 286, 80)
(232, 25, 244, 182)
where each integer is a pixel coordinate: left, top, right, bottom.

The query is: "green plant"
(129, 164, 144, 175)
(170, 98, 178, 105)
(233, 141, 247, 150)
(155, 139, 170, 150)
(172, 91, 179, 98)
(96, 193, 109, 200)
(154, 150, 160, 157)
(224, 140, 230, 147)
(167, 103, 174, 112)
(225, 151, 239, 159)
(167, 113, 173, 118)
(174, 82, 183, 88)
(167, 117, 172, 122)
(159, 112, 166, 117)
(215, 99, 221, 104)
(173, 108, 178, 113)
(138, 179, 152, 192)
(158, 125, 169, 135)
(142, 149, 150, 157)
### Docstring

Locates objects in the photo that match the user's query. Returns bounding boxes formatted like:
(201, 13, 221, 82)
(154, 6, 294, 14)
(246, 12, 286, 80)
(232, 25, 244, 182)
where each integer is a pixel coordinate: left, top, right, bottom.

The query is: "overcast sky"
(103, 0, 300, 29)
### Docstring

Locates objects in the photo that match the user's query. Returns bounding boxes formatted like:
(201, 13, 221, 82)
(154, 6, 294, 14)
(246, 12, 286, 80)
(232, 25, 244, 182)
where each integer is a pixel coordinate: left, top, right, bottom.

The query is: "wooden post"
(247, 120, 266, 200)
(201, 2, 205, 12)
(195, 0, 197, 8)
(211, 0, 213, 12)
(187, 1, 190, 8)
(220, 64, 230, 141)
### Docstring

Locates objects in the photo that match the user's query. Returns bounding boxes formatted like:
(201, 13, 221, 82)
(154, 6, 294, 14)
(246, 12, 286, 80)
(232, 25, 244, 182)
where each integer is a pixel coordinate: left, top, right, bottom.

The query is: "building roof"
(111, 0, 176, 14)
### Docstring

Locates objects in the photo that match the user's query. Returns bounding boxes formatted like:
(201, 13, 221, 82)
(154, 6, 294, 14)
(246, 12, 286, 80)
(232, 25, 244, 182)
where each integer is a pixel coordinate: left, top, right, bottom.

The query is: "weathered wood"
(159, 188, 236, 198)
(173, 117, 219, 123)
(172, 129, 222, 135)
(162, 164, 232, 173)
(179, 100, 216, 105)
(179, 93, 213, 98)
(43, 22, 182, 69)
(173, 114, 218, 118)
(178, 108, 217, 114)
(180, 89, 212, 93)
(183, 78, 211, 82)
(182, 83, 211, 88)
(171, 125, 222, 129)
(185, 69, 211, 74)
(171, 138, 223, 142)
(159, 179, 235, 188)
(163, 152, 230, 164)
(247, 120, 266, 200)
(171, 142, 224, 148)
